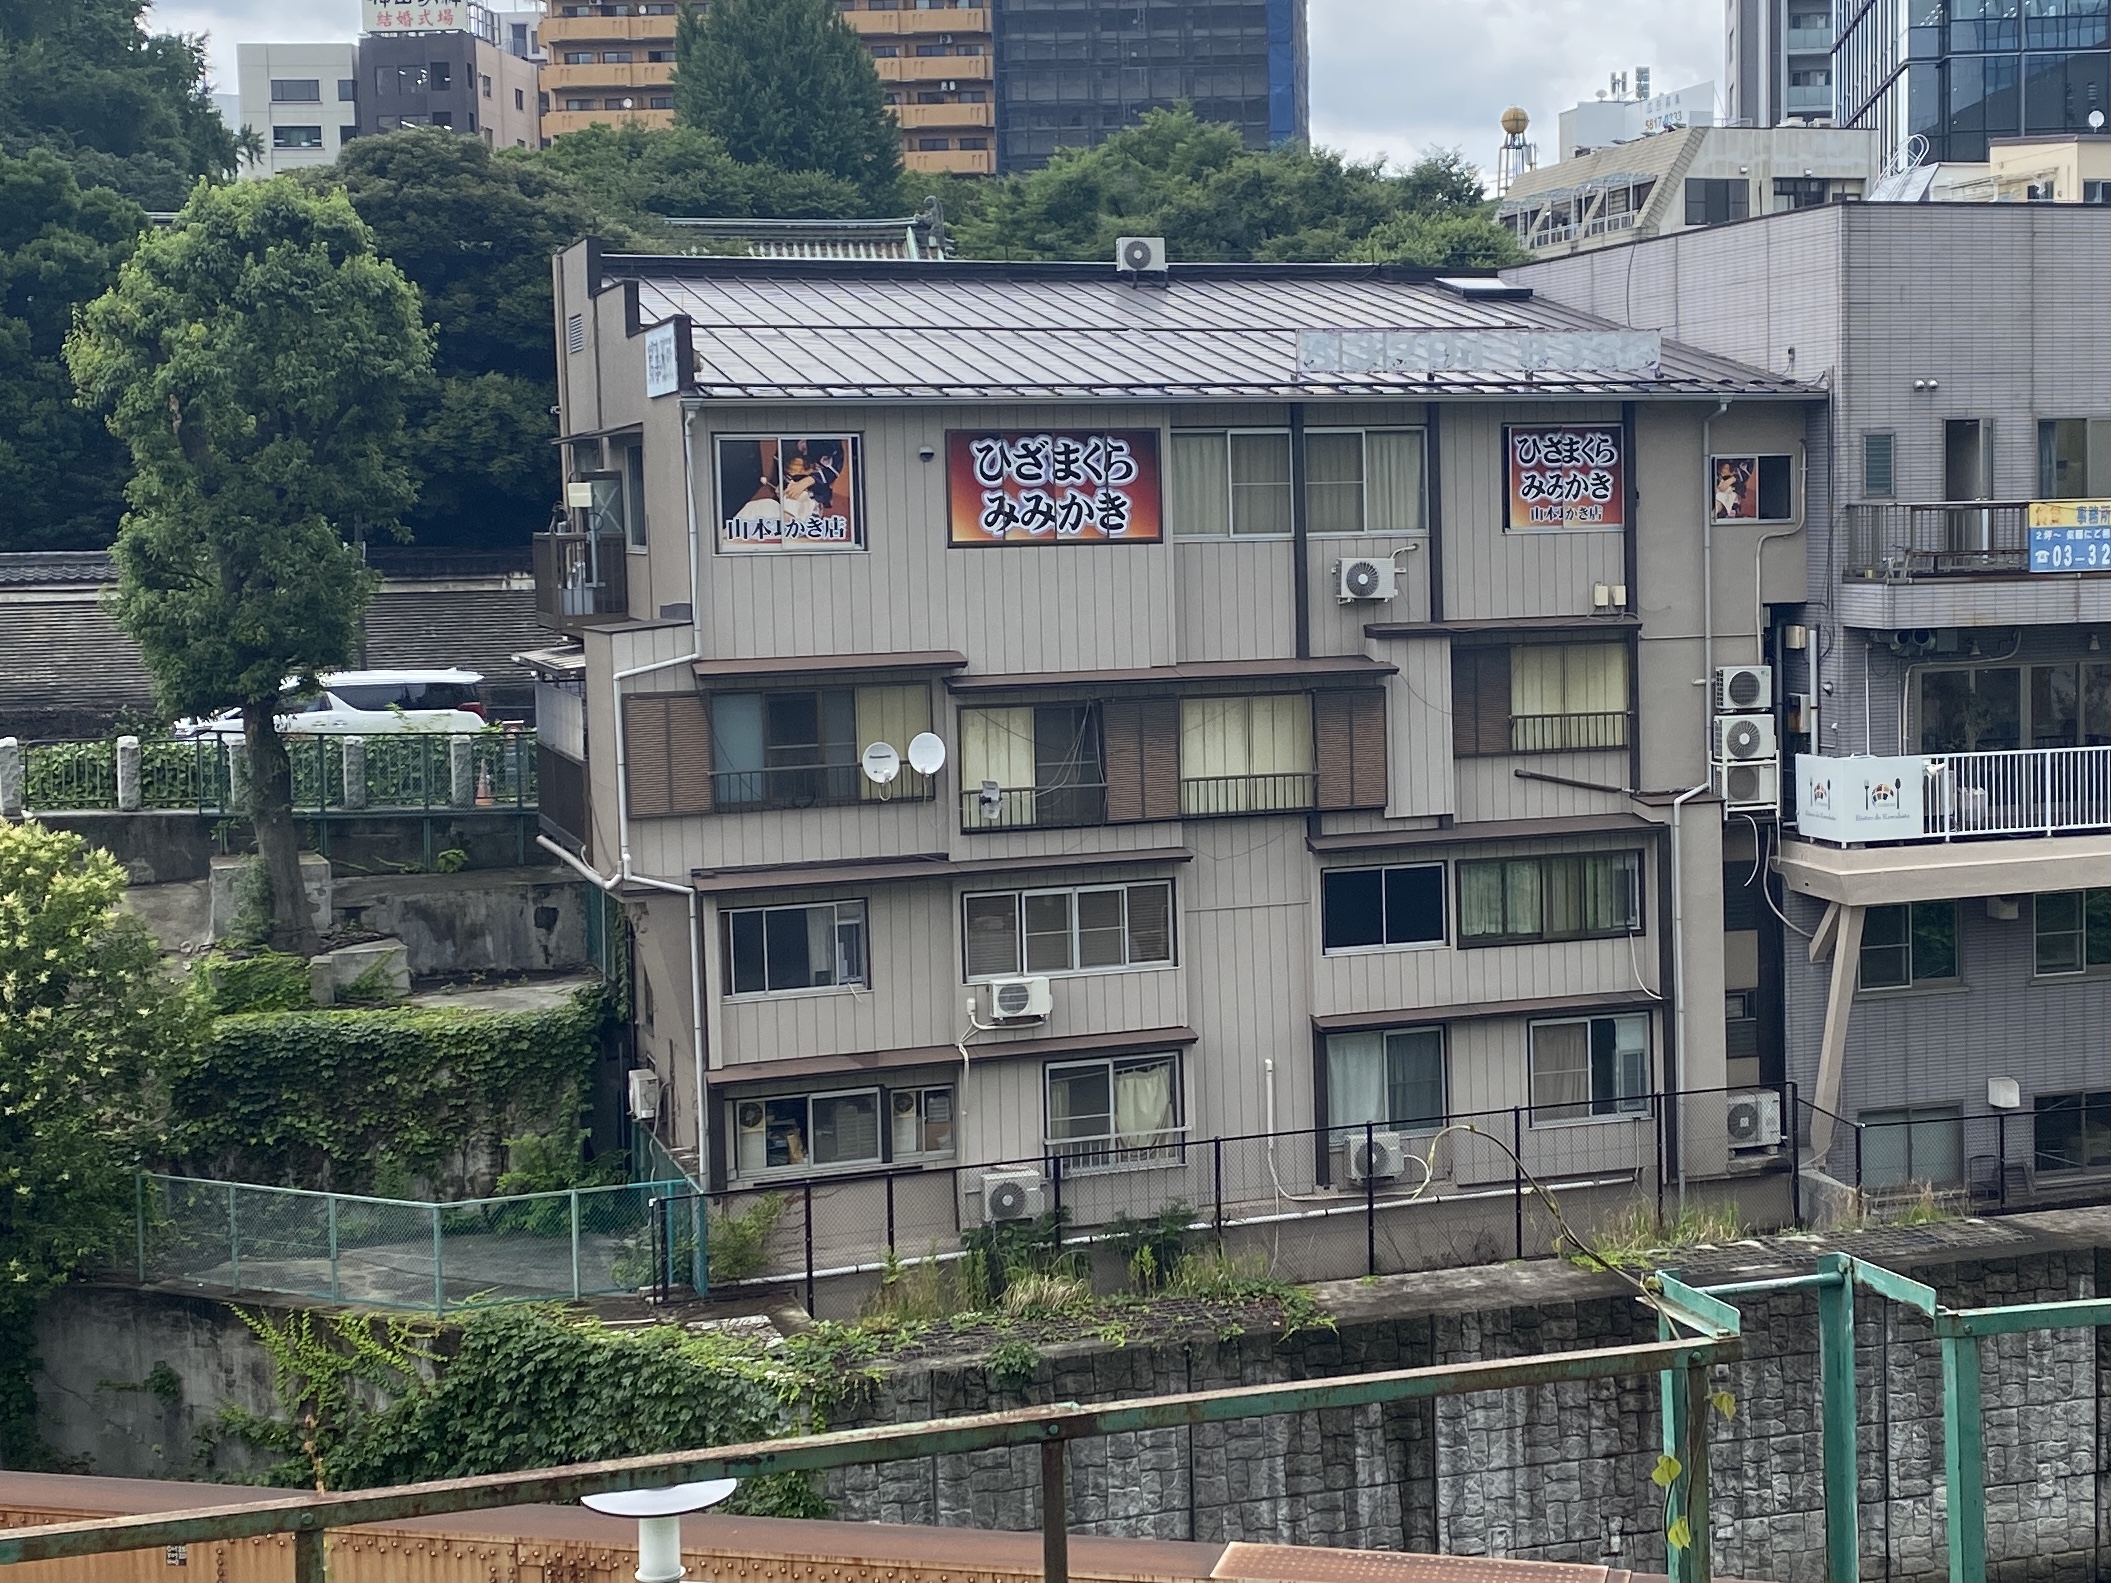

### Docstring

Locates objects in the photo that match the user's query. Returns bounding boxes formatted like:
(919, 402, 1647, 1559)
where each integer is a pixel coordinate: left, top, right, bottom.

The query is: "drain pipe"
(1667, 779, 1712, 1213)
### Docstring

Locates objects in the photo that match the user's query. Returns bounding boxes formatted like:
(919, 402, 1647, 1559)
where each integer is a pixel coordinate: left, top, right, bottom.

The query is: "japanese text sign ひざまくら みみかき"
(946, 431, 1164, 545)
(1504, 424, 1626, 530)
(716, 436, 863, 553)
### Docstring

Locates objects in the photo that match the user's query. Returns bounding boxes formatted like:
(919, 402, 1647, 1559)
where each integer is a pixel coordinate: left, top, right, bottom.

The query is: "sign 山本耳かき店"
(947, 431, 1163, 545)
(717, 436, 862, 552)
(1504, 424, 1626, 530)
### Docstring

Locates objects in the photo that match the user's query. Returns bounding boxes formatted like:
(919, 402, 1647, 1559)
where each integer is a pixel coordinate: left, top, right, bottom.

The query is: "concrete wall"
(332, 866, 590, 977)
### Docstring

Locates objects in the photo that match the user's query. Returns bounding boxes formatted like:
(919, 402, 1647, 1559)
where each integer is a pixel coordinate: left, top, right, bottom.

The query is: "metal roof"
(613, 258, 1812, 402)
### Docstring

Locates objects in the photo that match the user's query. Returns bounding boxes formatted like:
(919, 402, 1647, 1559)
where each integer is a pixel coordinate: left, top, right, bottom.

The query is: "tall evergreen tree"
(672, 0, 902, 208)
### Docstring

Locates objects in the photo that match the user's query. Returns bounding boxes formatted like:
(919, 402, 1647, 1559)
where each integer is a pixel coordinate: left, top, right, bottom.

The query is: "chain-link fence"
(135, 1171, 691, 1313)
(1794, 1092, 2111, 1220)
(703, 1084, 1801, 1318)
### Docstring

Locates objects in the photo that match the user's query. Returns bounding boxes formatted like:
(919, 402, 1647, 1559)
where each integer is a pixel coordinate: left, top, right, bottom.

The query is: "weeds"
(1578, 1200, 1747, 1271)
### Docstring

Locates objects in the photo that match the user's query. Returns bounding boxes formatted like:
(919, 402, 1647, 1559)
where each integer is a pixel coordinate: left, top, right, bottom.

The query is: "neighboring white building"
(236, 41, 359, 178)
(1555, 79, 1717, 164)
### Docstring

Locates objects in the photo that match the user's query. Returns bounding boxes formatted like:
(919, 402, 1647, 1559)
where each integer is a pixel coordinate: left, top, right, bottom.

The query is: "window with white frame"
(963, 882, 1173, 978)
(1326, 1027, 1445, 1137)
(730, 1082, 954, 1174)
(1045, 1052, 1182, 1164)
(1169, 429, 1425, 537)
(1529, 1013, 1649, 1122)
(723, 901, 866, 994)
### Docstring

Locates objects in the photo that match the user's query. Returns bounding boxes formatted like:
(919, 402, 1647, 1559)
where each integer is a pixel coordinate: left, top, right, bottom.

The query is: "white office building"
(236, 41, 360, 178)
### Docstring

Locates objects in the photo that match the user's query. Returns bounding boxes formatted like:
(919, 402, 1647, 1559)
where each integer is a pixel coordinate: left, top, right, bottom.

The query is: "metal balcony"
(1840, 501, 2033, 581)
(532, 531, 629, 633)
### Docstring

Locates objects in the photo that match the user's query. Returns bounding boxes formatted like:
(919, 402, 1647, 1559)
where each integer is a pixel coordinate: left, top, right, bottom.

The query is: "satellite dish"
(908, 732, 947, 776)
(861, 741, 901, 785)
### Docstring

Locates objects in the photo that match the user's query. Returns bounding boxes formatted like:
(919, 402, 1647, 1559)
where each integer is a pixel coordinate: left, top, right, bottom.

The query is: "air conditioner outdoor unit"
(627, 1068, 661, 1123)
(1726, 1090, 1784, 1150)
(1337, 556, 1398, 603)
(1714, 664, 1774, 713)
(1114, 234, 1168, 274)
(1713, 713, 1778, 762)
(982, 975, 1052, 1023)
(1716, 759, 1779, 810)
(1346, 1129, 1406, 1184)
(980, 1168, 1049, 1222)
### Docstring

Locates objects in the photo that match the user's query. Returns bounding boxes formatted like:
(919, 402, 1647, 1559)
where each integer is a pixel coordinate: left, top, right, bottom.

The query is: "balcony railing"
(1926, 746, 2111, 838)
(713, 763, 933, 812)
(1842, 501, 2033, 580)
(961, 781, 1108, 830)
(1044, 1126, 1189, 1173)
(1510, 711, 1630, 753)
(532, 530, 628, 630)
(1179, 772, 1317, 817)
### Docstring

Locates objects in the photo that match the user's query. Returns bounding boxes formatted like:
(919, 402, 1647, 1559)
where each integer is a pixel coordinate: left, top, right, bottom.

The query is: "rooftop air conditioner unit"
(980, 1168, 1049, 1222)
(1714, 713, 1778, 762)
(1346, 1130, 1406, 1184)
(1337, 556, 1398, 603)
(1716, 758, 1780, 811)
(627, 1068, 661, 1123)
(1115, 235, 1168, 274)
(982, 975, 1052, 1024)
(1726, 1090, 1784, 1150)
(1714, 664, 1773, 713)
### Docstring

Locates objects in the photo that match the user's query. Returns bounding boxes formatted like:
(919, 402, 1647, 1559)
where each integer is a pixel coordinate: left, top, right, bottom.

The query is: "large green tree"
(66, 180, 433, 955)
(952, 107, 1525, 267)
(672, 0, 901, 209)
(0, 149, 143, 551)
(529, 120, 862, 225)
(0, 0, 235, 209)
(0, 820, 189, 1467)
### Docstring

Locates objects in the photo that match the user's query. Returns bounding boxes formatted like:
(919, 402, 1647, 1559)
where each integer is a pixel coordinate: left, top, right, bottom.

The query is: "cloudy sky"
(152, 0, 1723, 179)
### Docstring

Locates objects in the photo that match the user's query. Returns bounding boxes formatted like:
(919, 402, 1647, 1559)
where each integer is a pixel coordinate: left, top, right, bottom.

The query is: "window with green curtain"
(1459, 852, 1637, 944)
(1169, 431, 1230, 537)
(1304, 431, 1365, 534)
(1230, 431, 1292, 534)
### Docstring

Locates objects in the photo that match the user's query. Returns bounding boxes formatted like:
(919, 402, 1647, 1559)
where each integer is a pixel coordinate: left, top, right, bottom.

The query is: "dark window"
(1684, 177, 1751, 225)
(1859, 901, 1959, 989)
(271, 78, 322, 102)
(959, 135, 988, 150)
(2036, 1091, 2111, 1172)
(1774, 175, 1831, 208)
(1459, 852, 1642, 945)
(725, 901, 867, 994)
(918, 136, 951, 149)
(272, 125, 324, 148)
(1863, 432, 1896, 497)
(430, 110, 453, 127)
(1321, 864, 1446, 951)
(2034, 890, 2111, 975)
(647, 94, 674, 109)
(430, 61, 453, 89)
(337, 78, 358, 101)
(339, 124, 358, 144)
(515, 88, 525, 109)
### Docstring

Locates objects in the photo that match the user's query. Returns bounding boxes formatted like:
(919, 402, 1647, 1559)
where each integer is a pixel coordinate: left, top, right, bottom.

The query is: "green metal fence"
(135, 1170, 694, 1314)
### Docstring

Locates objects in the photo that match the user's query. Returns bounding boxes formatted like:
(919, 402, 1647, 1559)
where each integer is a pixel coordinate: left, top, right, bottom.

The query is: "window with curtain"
(1046, 1053, 1182, 1165)
(1507, 644, 1630, 752)
(724, 900, 866, 995)
(1326, 1028, 1445, 1137)
(1459, 851, 1640, 945)
(959, 704, 1105, 827)
(1529, 1014, 1649, 1123)
(963, 882, 1174, 978)
(1179, 694, 1315, 813)
(1169, 429, 1425, 536)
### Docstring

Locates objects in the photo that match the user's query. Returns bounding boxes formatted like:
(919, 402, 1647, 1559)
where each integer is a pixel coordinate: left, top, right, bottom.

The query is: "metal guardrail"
(1842, 500, 2033, 580)
(1923, 744, 2111, 838)
(16, 730, 537, 816)
(532, 530, 628, 625)
(1510, 711, 1630, 753)
(135, 1170, 695, 1313)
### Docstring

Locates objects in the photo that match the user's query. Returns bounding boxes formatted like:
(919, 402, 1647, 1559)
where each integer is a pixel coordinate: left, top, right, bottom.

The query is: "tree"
(66, 180, 433, 955)
(0, 149, 144, 552)
(235, 123, 266, 174)
(529, 120, 861, 224)
(0, 0, 235, 209)
(672, 0, 901, 209)
(0, 820, 190, 1468)
(952, 105, 1526, 268)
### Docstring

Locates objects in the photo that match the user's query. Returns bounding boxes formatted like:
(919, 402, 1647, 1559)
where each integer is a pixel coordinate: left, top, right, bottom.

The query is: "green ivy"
(162, 990, 603, 1192)
(191, 951, 313, 1016)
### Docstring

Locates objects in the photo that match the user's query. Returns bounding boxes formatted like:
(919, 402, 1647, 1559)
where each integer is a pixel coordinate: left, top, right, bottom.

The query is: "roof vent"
(1435, 277, 1534, 301)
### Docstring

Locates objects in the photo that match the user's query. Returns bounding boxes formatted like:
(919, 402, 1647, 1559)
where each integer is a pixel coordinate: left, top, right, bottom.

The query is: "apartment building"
(1498, 124, 1879, 258)
(1517, 202, 2111, 1211)
(359, 23, 542, 147)
(528, 241, 1818, 1292)
(1725, 0, 1838, 128)
(841, 0, 996, 176)
(539, 1, 679, 139)
(235, 42, 360, 175)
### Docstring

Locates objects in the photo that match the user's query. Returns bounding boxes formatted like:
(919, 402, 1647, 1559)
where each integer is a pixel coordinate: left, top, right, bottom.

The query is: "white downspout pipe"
(1668, 779, 1712, 1215)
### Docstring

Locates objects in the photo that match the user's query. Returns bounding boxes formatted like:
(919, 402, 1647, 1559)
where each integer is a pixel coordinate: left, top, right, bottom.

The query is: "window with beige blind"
(710, 684, 931, 811)
(962, 882, 1174, 978)
(1179, 694, 1315, 814)
(1452, 642, 1631, 756)
(1169, 429, 1426, 537)
(1529, 1014, 1649, 1124)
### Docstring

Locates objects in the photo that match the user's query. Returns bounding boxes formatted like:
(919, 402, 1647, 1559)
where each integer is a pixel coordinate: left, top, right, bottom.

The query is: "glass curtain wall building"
(992, 0, 1308, 171)
(1838, 0, 2110, 163)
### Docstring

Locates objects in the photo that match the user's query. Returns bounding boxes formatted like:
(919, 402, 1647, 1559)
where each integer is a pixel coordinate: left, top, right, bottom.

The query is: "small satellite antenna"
(908, 732, 947, 776)
(2093, 110, 2107, 131)
(861, 741, 901, 787)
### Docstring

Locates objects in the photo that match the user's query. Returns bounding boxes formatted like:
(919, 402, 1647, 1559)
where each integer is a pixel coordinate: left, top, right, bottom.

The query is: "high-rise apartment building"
(1725, 0, 1837, 127)
(991, 0, 1308, 171)
(539, 1, 680, 140)
(235, 42, 361, 176)
(841, 0, 996, 176)
(1833, 0, 2109, 164)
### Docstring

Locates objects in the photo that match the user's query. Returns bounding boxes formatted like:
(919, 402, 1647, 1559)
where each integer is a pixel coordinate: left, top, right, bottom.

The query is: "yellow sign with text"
(2030, 500, 2111, 528)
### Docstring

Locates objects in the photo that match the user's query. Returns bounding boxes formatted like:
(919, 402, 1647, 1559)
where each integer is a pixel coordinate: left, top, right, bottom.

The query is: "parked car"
(173, 670, 488, 738)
